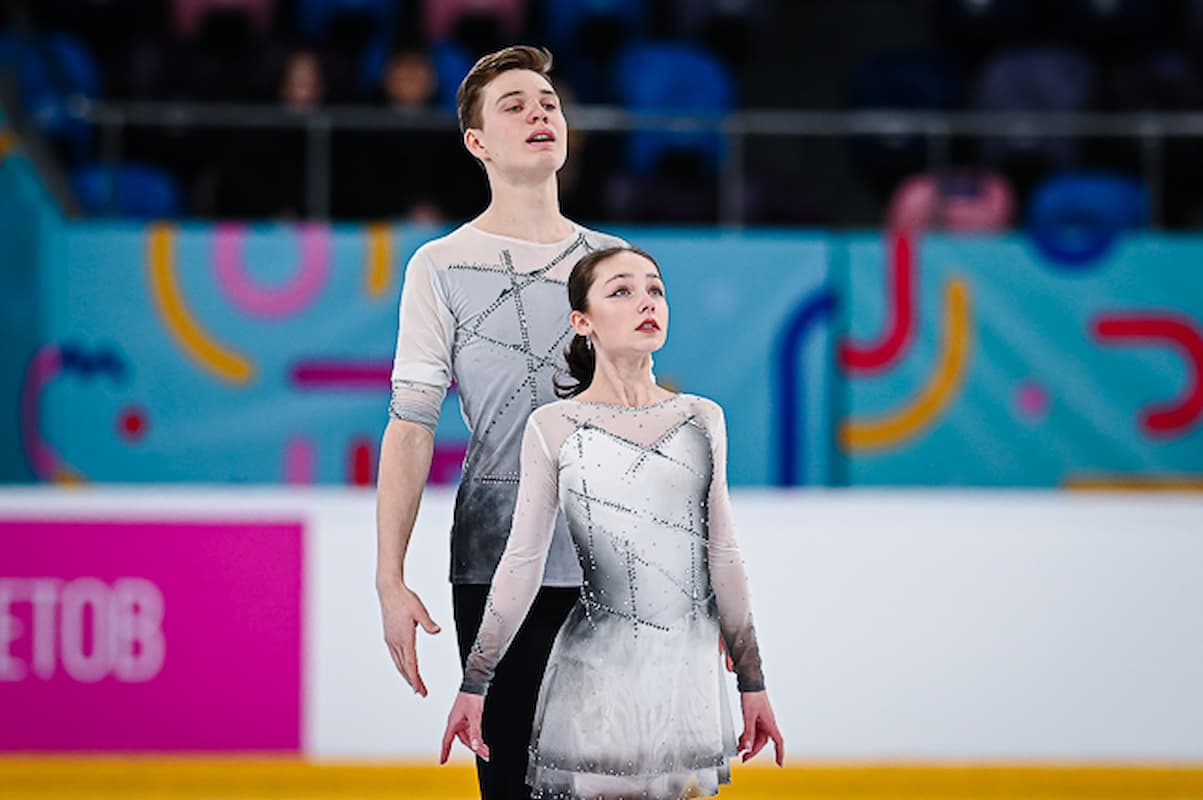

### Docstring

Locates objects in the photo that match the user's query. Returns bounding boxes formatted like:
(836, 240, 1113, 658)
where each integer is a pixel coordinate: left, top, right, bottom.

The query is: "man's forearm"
(375, 418, 436, 589)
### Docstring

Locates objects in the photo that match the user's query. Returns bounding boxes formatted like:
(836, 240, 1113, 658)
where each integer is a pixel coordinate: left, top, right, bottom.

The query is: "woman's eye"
(650, 287, 664, 296)
(506, 104, 521, 112)
(609, 288, 629, 297)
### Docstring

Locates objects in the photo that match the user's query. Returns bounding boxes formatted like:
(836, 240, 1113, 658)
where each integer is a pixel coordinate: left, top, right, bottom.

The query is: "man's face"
(468, 69, 568, 177)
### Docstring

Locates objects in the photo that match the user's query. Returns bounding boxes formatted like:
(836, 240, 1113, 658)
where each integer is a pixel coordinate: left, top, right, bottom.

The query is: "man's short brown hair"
(456, 45, 554, 134)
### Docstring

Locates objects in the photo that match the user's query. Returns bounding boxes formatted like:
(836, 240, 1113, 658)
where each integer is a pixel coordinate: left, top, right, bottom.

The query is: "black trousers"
(453, 584, 577, 800)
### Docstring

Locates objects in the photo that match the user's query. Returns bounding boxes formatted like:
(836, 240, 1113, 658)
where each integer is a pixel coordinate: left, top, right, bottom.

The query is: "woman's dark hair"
(555, 246, 662, 399)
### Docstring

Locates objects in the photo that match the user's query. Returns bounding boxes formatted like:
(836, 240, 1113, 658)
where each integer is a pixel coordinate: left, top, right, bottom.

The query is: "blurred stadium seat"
(847, 49, 965, 199)
(70, 162, 185, 218)
(888, 169, 1015, 233)
(0, 32, 99, 162)
(612, 42, 734, 176)
(1026, 170, 1150, 264)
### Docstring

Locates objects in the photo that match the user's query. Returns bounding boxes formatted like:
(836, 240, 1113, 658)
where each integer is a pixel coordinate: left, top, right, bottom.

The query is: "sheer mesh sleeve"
(704, 402, 766, 692)
(460, 413, 560, 695)
(388, 249, 455, 433)
(387, 380, 445, 434)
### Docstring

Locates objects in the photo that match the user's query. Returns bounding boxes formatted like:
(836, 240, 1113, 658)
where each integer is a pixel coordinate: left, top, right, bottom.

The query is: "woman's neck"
(472, 173, 573, 243)
(576, 352, 670, 408)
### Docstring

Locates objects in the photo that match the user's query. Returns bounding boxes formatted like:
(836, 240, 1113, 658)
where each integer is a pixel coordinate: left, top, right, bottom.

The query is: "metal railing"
(77, 101, 1203, 225)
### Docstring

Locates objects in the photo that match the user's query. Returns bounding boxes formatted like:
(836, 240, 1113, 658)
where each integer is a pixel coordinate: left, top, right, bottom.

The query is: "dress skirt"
(526, 601, 738, 800)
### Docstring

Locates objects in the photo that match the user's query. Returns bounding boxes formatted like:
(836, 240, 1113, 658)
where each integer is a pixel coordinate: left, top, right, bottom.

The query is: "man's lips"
(527, 129, 556, 143)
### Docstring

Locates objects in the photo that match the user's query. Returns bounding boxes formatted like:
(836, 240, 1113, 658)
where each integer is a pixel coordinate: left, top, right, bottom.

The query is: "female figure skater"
(441, 246, 784, 799)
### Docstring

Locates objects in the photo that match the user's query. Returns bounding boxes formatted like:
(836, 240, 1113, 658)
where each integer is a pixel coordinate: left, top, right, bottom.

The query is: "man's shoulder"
(576, 224, 627, 251)
(409, 223, 483, 270)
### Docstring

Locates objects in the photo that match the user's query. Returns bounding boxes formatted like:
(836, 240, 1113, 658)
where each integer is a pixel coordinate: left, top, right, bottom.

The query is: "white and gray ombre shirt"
(389, 222, 626, 585)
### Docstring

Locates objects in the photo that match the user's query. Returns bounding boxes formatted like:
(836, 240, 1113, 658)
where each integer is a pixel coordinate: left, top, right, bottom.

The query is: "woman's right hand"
(440, 691, 489, 764)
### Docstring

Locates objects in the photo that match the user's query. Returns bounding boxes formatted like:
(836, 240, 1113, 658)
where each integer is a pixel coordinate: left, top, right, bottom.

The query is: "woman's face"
(572, 251, 668, 356)
(466, 69, 568, 179)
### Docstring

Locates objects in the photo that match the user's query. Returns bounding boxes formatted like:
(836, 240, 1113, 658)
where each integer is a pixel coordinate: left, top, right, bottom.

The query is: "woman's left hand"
(737, 690, 784, 766)
(440, 691, 488, 764)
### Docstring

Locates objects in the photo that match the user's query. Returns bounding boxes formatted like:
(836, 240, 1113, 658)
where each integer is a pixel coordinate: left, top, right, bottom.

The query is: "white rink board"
(2, 487, 1201, 762)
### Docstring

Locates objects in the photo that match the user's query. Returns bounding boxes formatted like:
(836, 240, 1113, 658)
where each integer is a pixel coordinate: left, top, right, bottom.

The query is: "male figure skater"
(375, 45, 624, 799)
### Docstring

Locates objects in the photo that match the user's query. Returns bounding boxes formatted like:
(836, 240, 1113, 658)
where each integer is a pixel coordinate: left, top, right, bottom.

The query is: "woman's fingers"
(771, 723, 786, 766)
(467, 709, 490, 761)
(742, 725, 769, 762)
(439, 715, 464, 765)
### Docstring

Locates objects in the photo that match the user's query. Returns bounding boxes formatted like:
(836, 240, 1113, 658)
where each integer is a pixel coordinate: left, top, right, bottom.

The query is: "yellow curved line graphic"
(148, 224, 254, 384)
(53, 465, 86, 485)
(0, 129, 19, 161)
(365, 223, 393, 297)
(841, 278, 972, 452)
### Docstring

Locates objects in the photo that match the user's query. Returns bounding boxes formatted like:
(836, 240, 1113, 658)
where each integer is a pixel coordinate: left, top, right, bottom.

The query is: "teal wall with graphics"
(5, 157, 1201, 486)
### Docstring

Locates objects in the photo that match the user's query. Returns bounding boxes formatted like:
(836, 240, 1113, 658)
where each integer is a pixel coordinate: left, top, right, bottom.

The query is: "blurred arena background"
(2, 0, 1202, 798)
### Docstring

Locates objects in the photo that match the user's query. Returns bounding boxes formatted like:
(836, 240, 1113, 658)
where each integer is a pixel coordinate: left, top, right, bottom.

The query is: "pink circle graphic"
(214, 223, 331, 319)
(1015, 380, 1050, 420)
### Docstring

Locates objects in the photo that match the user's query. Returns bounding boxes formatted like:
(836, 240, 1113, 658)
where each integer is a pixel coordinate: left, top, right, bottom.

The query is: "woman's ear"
(569, 309, 590, 337)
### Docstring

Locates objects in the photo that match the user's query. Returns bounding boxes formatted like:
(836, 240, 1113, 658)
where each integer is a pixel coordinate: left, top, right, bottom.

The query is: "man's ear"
(464, 129, 489, 163)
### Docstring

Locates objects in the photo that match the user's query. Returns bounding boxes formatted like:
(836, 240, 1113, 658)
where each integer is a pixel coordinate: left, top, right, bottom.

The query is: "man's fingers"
(772, 728, 785, 766)
(386, 644, 409, 684)
(400, 641, 428, 697)
(416, 607, 442, 635)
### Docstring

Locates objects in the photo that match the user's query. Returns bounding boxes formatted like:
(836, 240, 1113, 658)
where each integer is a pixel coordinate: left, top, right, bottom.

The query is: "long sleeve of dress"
(705, 403, 766, 693)
(460, 413, 561, 695)
(387, 248, 454, 433)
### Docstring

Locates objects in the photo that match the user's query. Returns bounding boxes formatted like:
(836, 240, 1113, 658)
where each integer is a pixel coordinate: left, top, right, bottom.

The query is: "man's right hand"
(378, 582, 441, 696)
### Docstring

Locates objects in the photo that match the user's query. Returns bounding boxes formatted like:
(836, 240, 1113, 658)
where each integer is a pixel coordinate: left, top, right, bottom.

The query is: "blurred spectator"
(376, 46, 438, 109)
(280, 47, 325, 109)
(199, 47, 325, 217)
(331, 46, 485, 221)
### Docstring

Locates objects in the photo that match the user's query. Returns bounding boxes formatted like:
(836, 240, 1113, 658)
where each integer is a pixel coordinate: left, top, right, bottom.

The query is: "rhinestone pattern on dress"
(462, 394, 765, 800)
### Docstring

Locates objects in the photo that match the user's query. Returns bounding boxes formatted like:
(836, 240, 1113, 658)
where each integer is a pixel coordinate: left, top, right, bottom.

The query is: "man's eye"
(506, 105, 521, 112)
(544, 103, 558, 111)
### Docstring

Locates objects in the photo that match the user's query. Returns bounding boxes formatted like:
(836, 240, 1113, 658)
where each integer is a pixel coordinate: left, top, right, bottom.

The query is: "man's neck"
(471, 175, 575, 244)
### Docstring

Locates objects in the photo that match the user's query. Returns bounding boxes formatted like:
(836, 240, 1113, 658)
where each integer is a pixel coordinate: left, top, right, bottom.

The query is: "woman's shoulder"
(530, 398, 577, 425)
(676, 392, 725, 420)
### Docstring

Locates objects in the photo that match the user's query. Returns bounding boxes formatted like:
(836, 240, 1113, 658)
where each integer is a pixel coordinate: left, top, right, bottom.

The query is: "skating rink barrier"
(2, 487, 1201, 798)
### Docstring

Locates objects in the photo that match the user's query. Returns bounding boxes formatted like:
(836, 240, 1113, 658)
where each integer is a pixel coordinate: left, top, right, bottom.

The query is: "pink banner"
(0, 518, 303, 752)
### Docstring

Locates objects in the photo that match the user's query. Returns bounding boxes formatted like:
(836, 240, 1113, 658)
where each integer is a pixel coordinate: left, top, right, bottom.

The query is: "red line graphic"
(1093, 313, 1203, 436)
(839, 231, 915, 373)
(290, 361, 392, 388)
